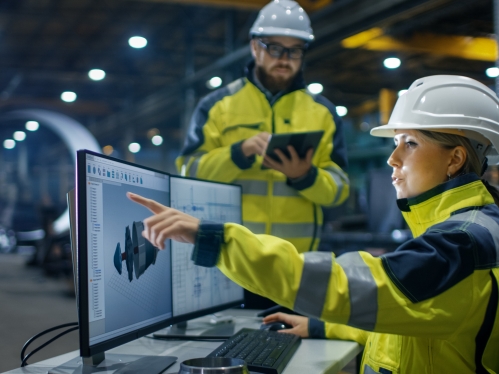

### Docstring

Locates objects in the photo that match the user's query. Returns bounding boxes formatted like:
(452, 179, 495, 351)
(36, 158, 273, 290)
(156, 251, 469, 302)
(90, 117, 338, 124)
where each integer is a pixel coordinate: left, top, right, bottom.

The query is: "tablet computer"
(263, 130, 324, 165)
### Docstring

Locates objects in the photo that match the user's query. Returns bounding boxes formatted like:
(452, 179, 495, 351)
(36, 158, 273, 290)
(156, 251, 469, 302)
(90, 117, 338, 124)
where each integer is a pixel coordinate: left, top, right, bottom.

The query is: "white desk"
(2, 309, 362, 374)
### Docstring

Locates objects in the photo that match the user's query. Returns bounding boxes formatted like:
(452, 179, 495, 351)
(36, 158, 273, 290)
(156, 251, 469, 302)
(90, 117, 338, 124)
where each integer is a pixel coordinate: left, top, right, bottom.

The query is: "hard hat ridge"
(249, 0, 314, 42)
(370, 75, 499, 165)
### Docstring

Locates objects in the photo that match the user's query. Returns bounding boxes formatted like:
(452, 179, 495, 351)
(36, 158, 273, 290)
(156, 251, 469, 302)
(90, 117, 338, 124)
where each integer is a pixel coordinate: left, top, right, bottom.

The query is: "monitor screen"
(76, 150, 173, 358)
(75, 150, 244, 364)
(170, 176, 244, 320)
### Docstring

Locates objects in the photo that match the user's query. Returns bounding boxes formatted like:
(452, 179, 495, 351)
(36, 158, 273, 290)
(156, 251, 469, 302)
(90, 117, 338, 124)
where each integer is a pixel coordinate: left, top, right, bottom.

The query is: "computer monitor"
(169, 176, 244, 321)
(68, 150, 244, 373)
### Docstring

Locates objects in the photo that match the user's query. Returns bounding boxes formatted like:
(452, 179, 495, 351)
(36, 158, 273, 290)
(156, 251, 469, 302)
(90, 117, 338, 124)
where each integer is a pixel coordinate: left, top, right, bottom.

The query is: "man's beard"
(256, 64, 297, 95)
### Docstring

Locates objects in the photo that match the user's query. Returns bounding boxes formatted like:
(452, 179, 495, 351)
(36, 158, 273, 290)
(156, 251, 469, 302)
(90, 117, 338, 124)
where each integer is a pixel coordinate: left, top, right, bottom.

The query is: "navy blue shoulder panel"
(382, 207, 499, 303)
(180, 79, 245, 156)
(311, 94, 348, 170)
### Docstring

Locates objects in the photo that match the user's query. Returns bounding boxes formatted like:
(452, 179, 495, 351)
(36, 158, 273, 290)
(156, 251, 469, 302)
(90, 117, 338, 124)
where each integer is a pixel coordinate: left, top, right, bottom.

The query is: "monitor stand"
(48, 352, 177, 374)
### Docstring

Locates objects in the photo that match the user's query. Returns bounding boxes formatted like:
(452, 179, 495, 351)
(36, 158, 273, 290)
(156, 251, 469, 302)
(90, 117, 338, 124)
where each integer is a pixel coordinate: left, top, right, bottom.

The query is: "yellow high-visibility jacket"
(192, 173, 499, 373)
(176, 63, 349, 252)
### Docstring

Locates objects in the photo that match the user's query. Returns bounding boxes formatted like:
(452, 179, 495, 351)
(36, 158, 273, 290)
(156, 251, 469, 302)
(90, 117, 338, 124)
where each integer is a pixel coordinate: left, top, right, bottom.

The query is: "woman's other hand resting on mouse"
(263, 312, 309, 337)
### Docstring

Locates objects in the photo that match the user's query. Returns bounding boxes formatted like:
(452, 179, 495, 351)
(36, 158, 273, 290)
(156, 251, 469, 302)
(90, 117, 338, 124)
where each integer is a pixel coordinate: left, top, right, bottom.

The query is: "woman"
(128, 75, 499, 373)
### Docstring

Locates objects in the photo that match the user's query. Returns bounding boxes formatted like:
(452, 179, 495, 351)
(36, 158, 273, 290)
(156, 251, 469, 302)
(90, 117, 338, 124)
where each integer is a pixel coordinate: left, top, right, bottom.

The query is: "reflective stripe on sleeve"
(271, 223, 315, 238)
(293, 252, 333, 318)
(234, 179, 267, 196)
(447, 210, 499, 264)
(243, 221, 266, 234)
(189, 157, 200, 178)
(336, 252, 378, 331)
(325, 167, 349, 205)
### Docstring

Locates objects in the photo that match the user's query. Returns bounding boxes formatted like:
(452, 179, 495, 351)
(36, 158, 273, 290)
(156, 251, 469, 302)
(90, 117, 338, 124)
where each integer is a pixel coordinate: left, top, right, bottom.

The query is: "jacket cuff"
(287, 166, 318, 191)
(191, 221, 225, 267)
(308, 318, 326, 339)
(231, 141, 255, 170)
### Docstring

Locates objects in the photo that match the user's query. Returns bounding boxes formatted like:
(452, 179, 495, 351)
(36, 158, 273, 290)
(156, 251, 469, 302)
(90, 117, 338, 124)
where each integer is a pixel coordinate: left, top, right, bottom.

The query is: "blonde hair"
(418, 130, 499, 206)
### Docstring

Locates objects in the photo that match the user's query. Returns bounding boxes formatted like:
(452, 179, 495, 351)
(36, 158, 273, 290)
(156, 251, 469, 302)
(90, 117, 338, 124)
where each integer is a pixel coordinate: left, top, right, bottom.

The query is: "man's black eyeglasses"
(256, 39, 307, 60)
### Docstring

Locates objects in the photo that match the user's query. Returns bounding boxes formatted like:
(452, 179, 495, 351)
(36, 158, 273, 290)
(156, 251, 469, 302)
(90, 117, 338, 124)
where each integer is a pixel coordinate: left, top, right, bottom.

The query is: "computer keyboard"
(206, 328, 301, 374)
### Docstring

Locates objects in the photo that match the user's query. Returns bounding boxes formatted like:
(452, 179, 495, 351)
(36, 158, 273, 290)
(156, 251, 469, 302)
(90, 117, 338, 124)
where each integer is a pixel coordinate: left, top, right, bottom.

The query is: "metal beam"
(128, 0, 333, 11)
(342, 30, 498, 62)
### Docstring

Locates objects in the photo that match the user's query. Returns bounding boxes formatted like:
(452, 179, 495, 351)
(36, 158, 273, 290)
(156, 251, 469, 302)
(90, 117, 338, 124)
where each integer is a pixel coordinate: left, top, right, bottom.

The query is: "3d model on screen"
(113, 221, 159, 281)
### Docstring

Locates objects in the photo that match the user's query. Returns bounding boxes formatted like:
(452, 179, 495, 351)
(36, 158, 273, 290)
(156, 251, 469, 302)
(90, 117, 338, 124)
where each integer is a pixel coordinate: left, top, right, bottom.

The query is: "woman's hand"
(263, 312, 310, 338)
(127, 192, 200, 249)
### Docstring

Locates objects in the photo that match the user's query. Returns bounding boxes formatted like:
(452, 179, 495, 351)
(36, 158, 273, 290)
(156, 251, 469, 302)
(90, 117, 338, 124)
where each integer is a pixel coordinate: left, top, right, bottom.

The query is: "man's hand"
(263, 146, 313, 179)
(241, 132, 271, 158)
(263, 312, 310, 338)
(127, 192, 200, 248)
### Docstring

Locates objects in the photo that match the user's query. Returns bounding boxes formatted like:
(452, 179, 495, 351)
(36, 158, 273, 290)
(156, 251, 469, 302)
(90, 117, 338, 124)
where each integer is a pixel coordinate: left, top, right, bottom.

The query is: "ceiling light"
(88, 69, 106, 81)
(61, 91, 77, 102)
(13, 131, 26, 141)
(383, 57, 401, 69)
(128, 142, 141, 153)
(336, 106, 348, 117)
(25, 121, 39, 131)
(307, 83, 323, 94)
(151, 135, 163, 146)
(398, 89, 408, 97)
(486, 67, 499, 78)
(129, 36, 147, 49)
(103, 145, 114, 155)
(207, 77, 222, 89)
(3, 139, 15, 149)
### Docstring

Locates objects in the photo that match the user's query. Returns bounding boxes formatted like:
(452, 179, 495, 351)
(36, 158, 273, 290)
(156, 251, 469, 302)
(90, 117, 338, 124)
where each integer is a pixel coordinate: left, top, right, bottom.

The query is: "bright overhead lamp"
(3, 139, 15, 149)
(25, 121, 39, 131)
(307, 83, 323, 94)
(128, 142, 141, 153)
(486, 67, 499, 78)
(88, 69, 106, 81)
(129, 36, 147, 49)
(398, 89, 408, 97)
(336, 106, 348, 117)
(383, 57, 401, 69)
(151, 135, 163, 146)
(13, 131, 26, 141)
(103, 145, 114, 155)
(207, 77, 222, 89)
(61, 91, 77, 103)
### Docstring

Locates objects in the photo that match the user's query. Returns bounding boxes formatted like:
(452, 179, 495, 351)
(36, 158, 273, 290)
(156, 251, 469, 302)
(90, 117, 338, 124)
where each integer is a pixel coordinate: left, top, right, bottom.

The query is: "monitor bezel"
(76, 150, 245, 358)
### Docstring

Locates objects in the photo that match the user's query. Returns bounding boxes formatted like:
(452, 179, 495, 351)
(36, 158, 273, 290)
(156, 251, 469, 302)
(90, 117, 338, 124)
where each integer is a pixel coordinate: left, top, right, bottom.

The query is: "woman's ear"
(448, 146, 467, 176)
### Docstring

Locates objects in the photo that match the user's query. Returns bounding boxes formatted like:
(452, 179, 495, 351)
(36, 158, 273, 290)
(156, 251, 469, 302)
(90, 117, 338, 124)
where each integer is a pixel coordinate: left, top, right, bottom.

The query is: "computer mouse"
(260, 321, 292, 331)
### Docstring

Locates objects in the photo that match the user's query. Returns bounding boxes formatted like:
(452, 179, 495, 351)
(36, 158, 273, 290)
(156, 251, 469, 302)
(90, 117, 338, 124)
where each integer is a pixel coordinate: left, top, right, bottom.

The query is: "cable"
(20, 322, 79, 367)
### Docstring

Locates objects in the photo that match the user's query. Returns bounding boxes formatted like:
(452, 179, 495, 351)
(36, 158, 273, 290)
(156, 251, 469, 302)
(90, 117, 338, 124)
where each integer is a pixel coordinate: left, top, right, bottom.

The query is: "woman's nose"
(387, 147, 400, 167)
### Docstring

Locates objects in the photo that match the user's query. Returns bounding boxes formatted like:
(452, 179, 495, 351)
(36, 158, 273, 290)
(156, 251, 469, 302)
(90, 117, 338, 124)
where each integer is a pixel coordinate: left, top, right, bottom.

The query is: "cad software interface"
(84, 154, 172, 346)
(170, 177, 244, 317)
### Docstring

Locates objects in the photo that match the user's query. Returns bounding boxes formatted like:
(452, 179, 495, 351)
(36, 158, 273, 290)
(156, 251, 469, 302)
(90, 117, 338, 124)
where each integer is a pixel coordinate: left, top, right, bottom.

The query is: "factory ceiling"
(0, 0, 495, 159)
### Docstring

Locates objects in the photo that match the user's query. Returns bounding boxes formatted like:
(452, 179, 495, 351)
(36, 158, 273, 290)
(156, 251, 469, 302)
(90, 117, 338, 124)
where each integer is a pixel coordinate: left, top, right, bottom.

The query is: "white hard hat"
(249, 0, 314, 42)
(370, 75, 499, 164)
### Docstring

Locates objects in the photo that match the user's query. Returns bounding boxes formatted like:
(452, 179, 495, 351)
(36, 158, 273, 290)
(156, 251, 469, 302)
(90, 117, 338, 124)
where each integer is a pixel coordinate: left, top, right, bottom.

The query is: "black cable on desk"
(20, 322, 79, 367)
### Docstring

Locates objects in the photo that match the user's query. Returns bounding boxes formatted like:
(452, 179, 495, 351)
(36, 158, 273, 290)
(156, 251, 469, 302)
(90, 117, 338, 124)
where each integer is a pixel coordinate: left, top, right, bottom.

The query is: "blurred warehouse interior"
(0, 0, 498, 306)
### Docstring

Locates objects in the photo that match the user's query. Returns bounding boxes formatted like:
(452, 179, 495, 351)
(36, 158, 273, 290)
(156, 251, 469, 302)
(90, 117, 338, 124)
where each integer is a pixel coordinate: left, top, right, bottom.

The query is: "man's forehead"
(261, 35, 305, 47)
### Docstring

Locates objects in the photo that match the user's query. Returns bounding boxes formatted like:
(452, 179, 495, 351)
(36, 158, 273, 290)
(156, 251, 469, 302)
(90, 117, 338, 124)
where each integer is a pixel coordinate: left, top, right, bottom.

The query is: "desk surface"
(2, 309, 361, 374)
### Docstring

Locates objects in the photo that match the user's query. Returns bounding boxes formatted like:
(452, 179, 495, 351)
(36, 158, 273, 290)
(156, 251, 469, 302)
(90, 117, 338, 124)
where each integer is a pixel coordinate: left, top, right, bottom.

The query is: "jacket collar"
(244, 60, 306, 103)
(398, 173, 495, 237)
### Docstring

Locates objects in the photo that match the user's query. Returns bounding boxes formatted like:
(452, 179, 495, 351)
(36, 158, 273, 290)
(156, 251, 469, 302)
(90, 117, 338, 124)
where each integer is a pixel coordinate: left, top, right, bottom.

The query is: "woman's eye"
(406, 141, 417, 147)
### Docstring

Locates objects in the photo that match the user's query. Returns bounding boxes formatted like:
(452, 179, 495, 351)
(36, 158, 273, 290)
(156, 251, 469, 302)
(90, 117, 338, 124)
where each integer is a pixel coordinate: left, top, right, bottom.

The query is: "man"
(176, 0, 349, 255)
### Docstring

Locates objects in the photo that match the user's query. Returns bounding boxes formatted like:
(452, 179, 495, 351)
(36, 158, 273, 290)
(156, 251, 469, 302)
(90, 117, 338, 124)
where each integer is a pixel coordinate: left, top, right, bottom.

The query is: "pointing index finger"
(127, 192, 168, 214)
